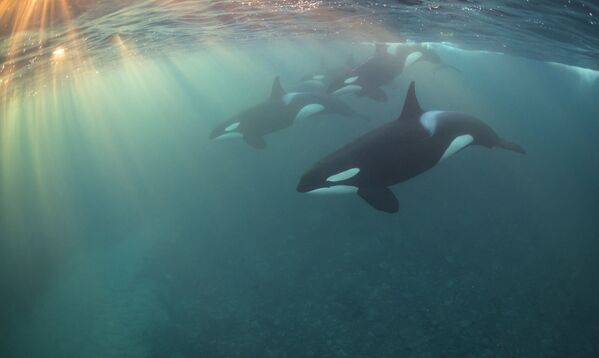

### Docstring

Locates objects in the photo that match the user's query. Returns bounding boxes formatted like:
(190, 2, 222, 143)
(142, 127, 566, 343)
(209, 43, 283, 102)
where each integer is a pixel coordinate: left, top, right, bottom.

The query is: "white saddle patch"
(312, 74, 325, 80)
(214, 132, 243, 140)
(295, 104, 325, 121)
(332, 85, 362, 96)
(387, 43, 401, 55)
(419, 111, 444, 136)
(225, 122, 240, 132)
(327, 167, 360, 182)
(440, 134, 473, 161)
(344, 76, 359, 84)
(307, 185, 358, 195)
(404, 51, 423, 69)
(282, 92, 300, 105)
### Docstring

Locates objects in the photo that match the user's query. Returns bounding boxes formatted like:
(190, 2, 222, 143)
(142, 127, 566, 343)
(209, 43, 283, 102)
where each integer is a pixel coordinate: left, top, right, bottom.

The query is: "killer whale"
(327, 43, 409, 102)
(296, 55, 356, 92)
(397, 43, 461, 74)
(297, 81, 525, 213)
(210, 77, 367, 149)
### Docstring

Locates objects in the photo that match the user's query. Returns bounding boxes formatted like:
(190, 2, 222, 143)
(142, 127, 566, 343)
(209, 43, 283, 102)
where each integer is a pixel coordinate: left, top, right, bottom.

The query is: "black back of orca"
(327, 44, 408, 102)
(353, 47, 406, 87)
(209, 78, 293, 149)
(297, 81, 525, 213)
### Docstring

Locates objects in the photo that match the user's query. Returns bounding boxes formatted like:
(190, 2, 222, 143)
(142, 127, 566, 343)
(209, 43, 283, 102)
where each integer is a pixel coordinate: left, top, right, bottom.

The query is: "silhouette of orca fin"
(398, 81, 423, 121)
(244, 134, 266, 149)
(270, 77, 285, 99)
(358, 187, 399, 213)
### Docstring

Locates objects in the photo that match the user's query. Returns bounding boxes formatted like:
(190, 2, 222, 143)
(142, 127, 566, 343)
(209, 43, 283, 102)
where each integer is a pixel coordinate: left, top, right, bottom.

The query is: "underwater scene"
(1, 1, 599, 357)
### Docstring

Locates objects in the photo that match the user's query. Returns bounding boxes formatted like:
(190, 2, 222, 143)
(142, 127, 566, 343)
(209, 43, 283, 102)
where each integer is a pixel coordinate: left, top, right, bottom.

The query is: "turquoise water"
(1, 2, 599, 357)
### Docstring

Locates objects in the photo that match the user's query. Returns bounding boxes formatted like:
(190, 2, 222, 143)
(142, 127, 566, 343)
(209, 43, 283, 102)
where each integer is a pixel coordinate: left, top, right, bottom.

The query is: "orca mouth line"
(296, 182, 359, 195)
(296, 183, 312, 193)
(295, 178, 336, 193)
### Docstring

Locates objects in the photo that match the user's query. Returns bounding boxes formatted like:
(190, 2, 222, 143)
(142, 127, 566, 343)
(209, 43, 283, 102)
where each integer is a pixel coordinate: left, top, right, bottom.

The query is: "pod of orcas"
(210, 43, 525, 213)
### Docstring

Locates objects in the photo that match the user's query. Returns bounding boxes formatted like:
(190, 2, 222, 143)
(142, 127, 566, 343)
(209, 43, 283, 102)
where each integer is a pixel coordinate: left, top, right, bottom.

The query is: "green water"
(1, 40, 598, 357)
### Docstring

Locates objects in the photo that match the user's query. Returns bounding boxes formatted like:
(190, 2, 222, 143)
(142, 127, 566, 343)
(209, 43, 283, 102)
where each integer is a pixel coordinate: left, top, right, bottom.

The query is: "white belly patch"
(332, 85, 362, 96)
(327, 168, 360, 182)
(440, 134, 473, 161)
(307, 185, 358, 195)
(295, 104, 325, 121)
(214, 132, 243, 140)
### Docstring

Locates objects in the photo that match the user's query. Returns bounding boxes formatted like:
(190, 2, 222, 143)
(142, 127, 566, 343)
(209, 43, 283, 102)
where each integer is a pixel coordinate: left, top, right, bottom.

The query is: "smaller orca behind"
(297, 81, 525, 213)
(327, 43, 409, 102)
(296, 55, 356, 92)
(210, 77, 368, 149)
(399, 43, 461, 74)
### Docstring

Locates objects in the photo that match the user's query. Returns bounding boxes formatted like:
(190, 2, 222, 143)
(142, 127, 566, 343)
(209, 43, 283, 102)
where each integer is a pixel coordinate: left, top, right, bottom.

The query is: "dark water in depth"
(1, 1, 599, 357)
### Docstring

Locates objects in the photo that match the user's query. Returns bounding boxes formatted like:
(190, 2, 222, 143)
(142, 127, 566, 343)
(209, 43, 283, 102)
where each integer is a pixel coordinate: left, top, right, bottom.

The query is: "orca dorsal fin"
(270, 77, 285, 99)
(398, 81, 423, 121)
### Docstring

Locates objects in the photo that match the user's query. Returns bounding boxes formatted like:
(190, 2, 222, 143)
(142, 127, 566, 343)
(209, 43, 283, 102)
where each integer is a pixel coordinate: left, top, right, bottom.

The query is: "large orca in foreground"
(327, 43, 409, 102)
(210, 77, 367, 149)
(297, 81, 525, 213)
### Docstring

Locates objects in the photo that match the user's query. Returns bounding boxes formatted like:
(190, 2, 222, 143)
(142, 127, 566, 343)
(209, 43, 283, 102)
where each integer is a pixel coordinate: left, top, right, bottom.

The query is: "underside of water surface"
(1, 1, 599, 358)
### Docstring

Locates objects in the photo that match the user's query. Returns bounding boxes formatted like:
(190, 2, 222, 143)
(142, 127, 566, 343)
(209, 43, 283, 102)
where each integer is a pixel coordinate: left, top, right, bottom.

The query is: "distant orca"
(327, 43, 408, 102)
(397, 43, 461, 74)
(297, 81, 525, 213)
(210, 77, 367, 149)
(296, 55, 356, 92)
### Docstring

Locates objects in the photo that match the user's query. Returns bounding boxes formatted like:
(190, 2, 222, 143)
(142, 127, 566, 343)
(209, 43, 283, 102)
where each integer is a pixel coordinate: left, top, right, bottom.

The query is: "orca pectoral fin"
(497, 139, 526, 155)
(244, 134, 267, 149)
(358, 187, 399, 213)
(360, 87, 388, 102)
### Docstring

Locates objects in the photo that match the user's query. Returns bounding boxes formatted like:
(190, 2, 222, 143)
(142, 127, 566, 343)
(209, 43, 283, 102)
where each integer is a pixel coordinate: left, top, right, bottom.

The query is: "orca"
(327, 43, 409, 102)
(297, 81, 525, 213)
(398, 43, 461, 74)
(296, 55, 356, 92)
(210, 77, 367, 149)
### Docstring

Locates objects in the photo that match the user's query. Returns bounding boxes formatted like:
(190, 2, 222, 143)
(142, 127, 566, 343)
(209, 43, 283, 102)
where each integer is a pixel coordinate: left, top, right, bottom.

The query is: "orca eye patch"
(326, 168, 360, 182)
(225, 122, 240, 132)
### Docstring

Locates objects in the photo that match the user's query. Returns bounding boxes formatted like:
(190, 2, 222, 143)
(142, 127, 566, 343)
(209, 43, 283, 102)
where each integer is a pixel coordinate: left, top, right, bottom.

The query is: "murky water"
(1, 2, 598, 357)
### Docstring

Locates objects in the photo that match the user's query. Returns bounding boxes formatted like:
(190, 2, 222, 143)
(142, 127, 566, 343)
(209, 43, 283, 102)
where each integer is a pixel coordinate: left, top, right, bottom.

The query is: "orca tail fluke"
(497, 139, 526, 155)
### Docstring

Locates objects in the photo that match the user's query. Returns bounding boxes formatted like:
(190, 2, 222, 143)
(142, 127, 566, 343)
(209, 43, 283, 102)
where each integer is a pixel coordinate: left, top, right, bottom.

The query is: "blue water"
(1, 2, 599, 357)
